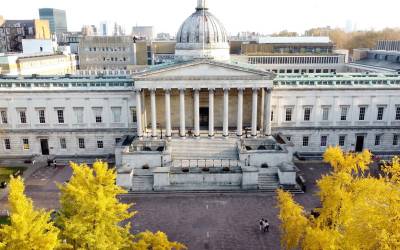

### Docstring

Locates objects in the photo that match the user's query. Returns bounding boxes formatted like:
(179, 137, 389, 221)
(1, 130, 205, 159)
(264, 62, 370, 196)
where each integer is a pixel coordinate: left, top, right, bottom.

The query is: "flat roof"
(257, 36, 331, 44)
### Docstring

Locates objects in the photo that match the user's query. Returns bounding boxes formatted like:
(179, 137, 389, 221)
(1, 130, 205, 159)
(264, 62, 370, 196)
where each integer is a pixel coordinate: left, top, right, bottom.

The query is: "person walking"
(259, 218, 265, 232)
(263, 219, 270, 232)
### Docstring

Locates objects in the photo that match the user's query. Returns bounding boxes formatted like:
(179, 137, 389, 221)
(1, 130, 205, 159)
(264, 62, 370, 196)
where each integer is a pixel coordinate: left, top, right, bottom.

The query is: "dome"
(175, 0, 230, 61)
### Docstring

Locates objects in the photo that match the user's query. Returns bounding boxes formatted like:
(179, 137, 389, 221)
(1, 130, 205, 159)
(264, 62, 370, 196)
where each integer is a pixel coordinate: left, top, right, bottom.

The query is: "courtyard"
(0, 161, 330, 250)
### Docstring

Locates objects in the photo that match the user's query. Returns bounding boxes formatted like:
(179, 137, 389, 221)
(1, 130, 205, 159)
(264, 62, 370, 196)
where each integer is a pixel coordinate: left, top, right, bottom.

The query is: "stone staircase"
(132, 175, 153, 191)
(258, 173, 279, 191)
(170, 138, 239, 161)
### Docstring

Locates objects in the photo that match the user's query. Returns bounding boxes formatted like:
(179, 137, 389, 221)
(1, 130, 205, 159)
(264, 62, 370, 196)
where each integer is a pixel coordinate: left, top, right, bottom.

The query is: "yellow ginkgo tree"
(277, 146, 400, 250)
(57, 161, 185, 250)
(0, 176, 60, 250)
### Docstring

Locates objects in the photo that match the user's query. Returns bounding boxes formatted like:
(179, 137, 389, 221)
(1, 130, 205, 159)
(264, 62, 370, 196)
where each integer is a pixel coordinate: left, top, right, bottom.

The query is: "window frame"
(78, 138, 85, 149)
(303, 107, 312, 121)
(4, 139, 11, 150)
(320, 135, 328, 147)
(22, 138, 30, 150)
(377, 106, 385, 121)
(285, 107, 293, 122)
(338, 135, 346, 147)
(57, 109, 65, 124)
(302, 136, 309, 147)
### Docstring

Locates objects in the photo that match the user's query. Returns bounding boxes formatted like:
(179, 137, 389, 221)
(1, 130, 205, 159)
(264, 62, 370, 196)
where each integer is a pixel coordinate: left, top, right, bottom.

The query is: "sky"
(1, 0, 400, 35)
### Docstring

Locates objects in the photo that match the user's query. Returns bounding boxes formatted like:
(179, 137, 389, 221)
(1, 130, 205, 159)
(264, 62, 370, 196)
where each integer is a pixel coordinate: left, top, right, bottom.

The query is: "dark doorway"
(355, 136, 364, 152)
(40, 139, 49, 155)
(200, 107, 209, 127)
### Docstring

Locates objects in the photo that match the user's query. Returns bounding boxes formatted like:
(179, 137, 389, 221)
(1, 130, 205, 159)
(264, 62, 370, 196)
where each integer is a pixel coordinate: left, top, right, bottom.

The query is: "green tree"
(0, 176, 60, 250)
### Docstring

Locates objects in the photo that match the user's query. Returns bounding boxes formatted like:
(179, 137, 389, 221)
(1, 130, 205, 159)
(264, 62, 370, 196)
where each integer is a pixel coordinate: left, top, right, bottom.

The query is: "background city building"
(132, 26, 155, 40)
(38, 8, 68, 35)
(0, 19, 51, 52)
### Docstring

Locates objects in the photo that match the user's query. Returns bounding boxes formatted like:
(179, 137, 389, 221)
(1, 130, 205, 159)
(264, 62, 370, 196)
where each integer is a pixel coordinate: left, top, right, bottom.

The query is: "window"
(4, 139, 11, 150)
(0, 110, 7, 124)
(285, 107, 293, 122)
(359, 106, 366, 121)
(115, 138, 122, 145)
(73, 107, 84, 124)
(393, 134, 399, 146)
(375, 135, 381, 146)
(60, 138, 67, 149)
(377, 107, 385, 121)
(22, 138, 29, 150)
(19, 110, 27, 124)
(322, 107, 329, 121)
(93, 108, 103, 123)
(286, 136, 291, 142)
(130, 107, 137, 123)
(339, 135, 346, 147)
(271, 110, 274, 121)
(304, 107, 312, 121)
(302, 136, 309, 147)
(340, 106, 349, 121)
(97, 140, 104, 149)
(321, 135, 328, 147)
(38, 109, 46, 124)
(111, 107, 122, 123)
(57, 110, 65, 124)
(396, 106, 400, 120)
(78, 138, 85, 149)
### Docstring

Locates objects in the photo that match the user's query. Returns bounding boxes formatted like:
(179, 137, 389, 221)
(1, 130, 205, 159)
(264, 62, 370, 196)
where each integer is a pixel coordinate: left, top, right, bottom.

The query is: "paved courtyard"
(0, 161, 331, 250)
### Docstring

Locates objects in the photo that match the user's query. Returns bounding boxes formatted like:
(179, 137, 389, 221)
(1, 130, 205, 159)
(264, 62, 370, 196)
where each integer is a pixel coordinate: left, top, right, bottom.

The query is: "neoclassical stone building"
(1, 0, 400, 191)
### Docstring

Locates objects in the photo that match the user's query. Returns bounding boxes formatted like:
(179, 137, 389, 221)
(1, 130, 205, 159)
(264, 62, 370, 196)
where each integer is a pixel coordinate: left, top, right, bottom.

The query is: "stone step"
(132, 176, 153, 191)
(258, 173, 279, 190)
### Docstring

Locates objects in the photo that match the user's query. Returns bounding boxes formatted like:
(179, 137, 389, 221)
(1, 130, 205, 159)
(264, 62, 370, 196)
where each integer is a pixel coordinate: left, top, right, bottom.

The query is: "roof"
(257, 36, 331, 44)
(352, 59, 400, 71)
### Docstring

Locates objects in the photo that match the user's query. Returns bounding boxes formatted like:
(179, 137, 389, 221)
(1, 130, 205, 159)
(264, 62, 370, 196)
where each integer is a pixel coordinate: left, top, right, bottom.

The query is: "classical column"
(251, 88, 258, 137)
(193, 89, 200, 137)
(179, 89, 186, 137)
(135, 89, 143, 138)
(164, 89, 171, 138)
(150, 89, 157, 137)
(208, 89, 214, 137)
(264, 88, 272, 136)
(237, 88, 244, 136)
(223, 88, 229, 137)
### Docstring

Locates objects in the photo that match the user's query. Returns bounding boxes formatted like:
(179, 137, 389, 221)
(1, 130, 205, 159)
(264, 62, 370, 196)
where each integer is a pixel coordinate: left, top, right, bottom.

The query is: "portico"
(133, 60, 275, 139)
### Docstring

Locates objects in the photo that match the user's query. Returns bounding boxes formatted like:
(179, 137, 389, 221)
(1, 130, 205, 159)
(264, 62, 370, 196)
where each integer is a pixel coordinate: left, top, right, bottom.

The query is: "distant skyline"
(1, 0, 400, 35)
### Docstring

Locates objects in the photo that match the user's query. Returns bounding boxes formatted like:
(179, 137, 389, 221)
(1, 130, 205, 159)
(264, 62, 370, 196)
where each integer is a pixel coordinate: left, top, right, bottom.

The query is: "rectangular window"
(302, 136, 309, 147)
(321, 135, 328, 147)
(73, 107, 84, 124)
(339, 135, 346, 147)
(57, 110, 65, 124)
(393, 134, 399, 146)
(304, 107, 311, 121)
(375, 135, 381, 146)
(130, 107, 137, 123)
(93, 108, 103, 123)
(377, 107, 384, 121)
(396, 106, 400, 120)
(359, 106, 366, 121)
(4, 139, 11, 150)
(22, 138, 29, 150)
(97, 140, 104, 149)
(271, 110, 274, 121)
(0, 110, 7, 124)
(340, 106, 348, 121)
(19, 110, 27, 124)
(111, 107, 122, 123)
(322, 107, 329, 121)
(286, 136, 291, 142)
(78, 138, 85, 149)
(285, 108, 293, 122)
(38, 109, 46, 124)
(60, 138, 67, 149)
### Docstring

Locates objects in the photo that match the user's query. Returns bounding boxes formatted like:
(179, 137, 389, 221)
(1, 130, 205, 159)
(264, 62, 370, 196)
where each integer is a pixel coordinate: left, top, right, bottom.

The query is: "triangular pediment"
(134, 59, 274, 81)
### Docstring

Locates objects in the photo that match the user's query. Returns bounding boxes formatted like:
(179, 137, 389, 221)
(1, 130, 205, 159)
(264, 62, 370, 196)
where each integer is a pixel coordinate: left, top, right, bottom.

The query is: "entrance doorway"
(40, 139, 49, 155)
(200, 107, 209, 127)
(355, 136, 364, 152)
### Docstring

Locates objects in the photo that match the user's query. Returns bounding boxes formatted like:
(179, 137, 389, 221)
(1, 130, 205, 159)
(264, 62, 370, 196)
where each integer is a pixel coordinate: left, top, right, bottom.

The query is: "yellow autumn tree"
(133, 231, 186, 250)
(277, 146, 400, 250)
(58, 161, 186, 250)
(0, 176, 60, 250)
